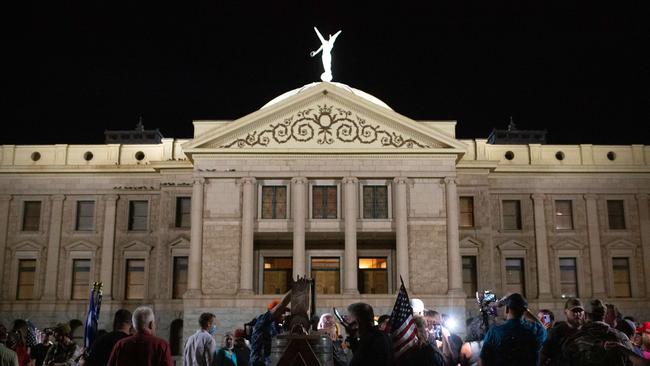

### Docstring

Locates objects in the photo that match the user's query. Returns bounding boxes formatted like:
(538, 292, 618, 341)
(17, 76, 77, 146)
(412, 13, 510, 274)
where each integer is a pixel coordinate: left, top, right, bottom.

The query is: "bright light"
(445, 317, 458, 333)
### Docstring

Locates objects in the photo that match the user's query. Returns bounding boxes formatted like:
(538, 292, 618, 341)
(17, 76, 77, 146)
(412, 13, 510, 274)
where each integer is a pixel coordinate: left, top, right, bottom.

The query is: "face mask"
(208, 325, 218, 335)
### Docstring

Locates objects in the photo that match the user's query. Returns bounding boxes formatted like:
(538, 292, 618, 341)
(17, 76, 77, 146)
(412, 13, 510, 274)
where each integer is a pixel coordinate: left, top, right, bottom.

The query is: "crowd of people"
(0, 291, 649, 366)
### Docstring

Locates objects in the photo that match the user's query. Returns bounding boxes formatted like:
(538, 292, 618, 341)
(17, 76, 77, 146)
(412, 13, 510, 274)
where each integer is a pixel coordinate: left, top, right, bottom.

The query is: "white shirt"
(183, 329, 216, 366)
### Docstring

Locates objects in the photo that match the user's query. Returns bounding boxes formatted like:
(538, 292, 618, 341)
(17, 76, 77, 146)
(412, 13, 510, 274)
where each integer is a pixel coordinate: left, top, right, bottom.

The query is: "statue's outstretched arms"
(330, 30, 342, 43)
(313, 26, 326, 43)
(309, 45, 323, 57)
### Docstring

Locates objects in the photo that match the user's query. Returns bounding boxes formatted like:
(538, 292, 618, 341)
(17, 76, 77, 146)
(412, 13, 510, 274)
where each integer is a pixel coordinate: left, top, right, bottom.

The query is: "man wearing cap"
(249, 290, 291, 366)
(540, 298, 585, 366)
(42, 323, 83, 366)
(479, 293, 546, 366)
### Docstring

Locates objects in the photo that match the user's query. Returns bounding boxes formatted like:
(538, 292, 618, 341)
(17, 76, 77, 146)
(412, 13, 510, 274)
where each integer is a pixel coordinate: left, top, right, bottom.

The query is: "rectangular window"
(17, 259, 36, 300)
(502, 200, 522, 230)
(607, 200, 626, 230)
(22, 201, 41, 231)
(261, 186, 287, 219)
(459, 197, 475, 228)
(125, 259, 145, 299)
(311, 257, 340, 294)
(363, 186, 388, 219)
(612, 257, 631, 298)
(555, 200, 574, 230)
(263, 257, 292, 295)
(76, 201, 95, 231)
(462, 256, 478, 298)
(172, 257, 188, 299)
(312, 186, 337, 219)
(72, 259, 91, 300)
(504, 258, 525, 296)
(559, 257, 578, 297)
(175, 197, 191, 228)
(128, 201, 148, 231)
(358, 257, 388, 294)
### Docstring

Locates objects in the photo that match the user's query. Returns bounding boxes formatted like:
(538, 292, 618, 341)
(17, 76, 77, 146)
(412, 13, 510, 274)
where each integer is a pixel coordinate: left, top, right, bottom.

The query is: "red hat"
(268, 300, 280, 310)
(636, 321, 650, 334)
(233, 329, 246, 339)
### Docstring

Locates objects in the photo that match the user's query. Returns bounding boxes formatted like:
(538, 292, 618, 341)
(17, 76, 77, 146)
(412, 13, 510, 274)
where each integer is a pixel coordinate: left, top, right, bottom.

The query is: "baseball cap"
(564, 298, 584, 312)
(636, 321, 650, 334)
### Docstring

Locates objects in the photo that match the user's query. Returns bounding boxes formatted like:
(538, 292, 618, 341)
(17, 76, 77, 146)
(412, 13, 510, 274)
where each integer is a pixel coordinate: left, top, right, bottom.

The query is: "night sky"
(2, 2, 649, 145)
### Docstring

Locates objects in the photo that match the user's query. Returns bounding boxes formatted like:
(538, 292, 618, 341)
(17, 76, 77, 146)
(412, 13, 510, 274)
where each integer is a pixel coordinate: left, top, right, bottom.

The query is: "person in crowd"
(410, 299, 425, 317)
(232, 330, 250, 366)
(107, 306, 173, 366)
(377, 315, 390, 332)
(184, 312, 218, 366)
(30, 328, 52, 366)
(249, 290, 291, 366)
(460, 317, 486, 366)
(8, 320, 29, 366)
(606, 303, 620, 328)
(424, 309, 456, 365)
(637, 322, 650, 360)
(42, 323, 83, 366)
(538, 309, 555, 330)
(346, 302, 393, 366)
(85, 309, 132, 366)
(317, 313, 347, 366)
(442, 313, 463, 364)
(0, 324, 19, 366)
(561, 299, 634, 366)
(401, 316, 444, 366)
(214, 332, 237, 366)
(479, 293, 546, 366)
(540, 297, 585, 366)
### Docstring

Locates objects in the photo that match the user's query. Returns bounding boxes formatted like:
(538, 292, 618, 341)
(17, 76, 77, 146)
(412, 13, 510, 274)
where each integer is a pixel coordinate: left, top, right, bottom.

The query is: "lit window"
(311, 258, 340, 294)
(128, 201, 148, 231)
(504, 258, 525, 296)
(462, 256, 477, 298)
(363, 186, 388, 219)
(555, 200, 574, 230)
(358, 257, 388, 294)
(263, 257, 292, 294)
(172, 257, 188, 299)
(612, 257, 631, 298)
(262, 186, 287, 219)
(313, 186, 337, 219)
(559, 257, 578, 297)
(17, 259, 36, 300)
(76, 201, 95, 231)
(175, 197, 191, 228)
(125, 259, 145, 299)
(607, 200, 626, 230)
(72, 259, 91, 300)
(459, 197, 474, 227)
(502, 200, 522, 230)
(22, 201, 41, 231)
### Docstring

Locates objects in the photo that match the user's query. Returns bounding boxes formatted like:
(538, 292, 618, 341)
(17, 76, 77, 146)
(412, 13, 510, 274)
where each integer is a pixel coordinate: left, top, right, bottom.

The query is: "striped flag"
(83, 282, 103, 351)
(389, 277, 417, 359)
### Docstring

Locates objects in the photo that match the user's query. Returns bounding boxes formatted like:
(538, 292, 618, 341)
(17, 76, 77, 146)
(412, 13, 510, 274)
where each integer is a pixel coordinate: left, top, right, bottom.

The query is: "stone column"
(637, 194, 650, 296)
(0, 195, 11, 299)
(532, 194, 552, 298)
(239, 178, 256, 294)
(585, 194, 606, 297)
(187, 177, 205, 295)
(292, 177, 308, 279)
(394, 177, 410, 289)
(445, 178, 464, 295)
(342, 177, 359, 294)
(100, 195, 118, 299)
(43, 195, 65, 299)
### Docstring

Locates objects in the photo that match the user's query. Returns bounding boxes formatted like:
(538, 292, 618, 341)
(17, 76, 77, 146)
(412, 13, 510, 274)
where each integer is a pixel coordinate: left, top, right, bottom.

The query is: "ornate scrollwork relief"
(220, 105, 431, 148)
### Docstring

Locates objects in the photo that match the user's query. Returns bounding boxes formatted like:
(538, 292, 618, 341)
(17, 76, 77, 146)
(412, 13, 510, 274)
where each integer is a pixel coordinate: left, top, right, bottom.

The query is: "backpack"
(561, 323, 628, 366)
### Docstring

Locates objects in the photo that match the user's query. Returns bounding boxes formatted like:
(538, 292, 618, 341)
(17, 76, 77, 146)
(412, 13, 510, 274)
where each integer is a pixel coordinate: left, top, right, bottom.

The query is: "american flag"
(389, 277, 417, 359)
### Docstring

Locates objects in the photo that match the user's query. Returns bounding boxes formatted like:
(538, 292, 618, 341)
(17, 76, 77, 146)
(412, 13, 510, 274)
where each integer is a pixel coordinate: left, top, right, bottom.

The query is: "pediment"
(169, 236, 190, 248)
(182, 83, 467, 155)
(606, 239, 637, 250)
(550, 239, 584, 251)
(63, 240, 99, 252)
(11, 240, 43, 252)
(497, 239, 529, 251)
(460, 236, 483, 249)
(122, 240, 153, 252)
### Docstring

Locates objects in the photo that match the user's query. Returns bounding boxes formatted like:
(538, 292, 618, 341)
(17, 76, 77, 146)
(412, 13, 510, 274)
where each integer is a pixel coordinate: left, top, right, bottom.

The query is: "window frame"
(553, 199, 575, 231)
(260, 185, 288, 220)
(257, 180, 291, 220)
(307, 250, 344, 295)
(20, 199, 43, 232)
(309, 180, 340, 220)
(357, 249, 394, 294)
(127, 199, 150, 232)
(497, 242, 529, 298)
(74, 199, 97, 232)
(16, 258, 38, 300)
(557, 256, 579, 298)
(70, 258, 93, 300)
(10, 245, 42, 301)
(169, 238, 190, 299)
(606, 199, 627, 231)
(608, 251, 636, 298)
(459, 196, 475, 228)
(174, 196, 192, 229)
(120, 241, 152, 300)
(256, 250, 292, 295)
(501, 199, 523, 231)
(358, 180, 393, 221)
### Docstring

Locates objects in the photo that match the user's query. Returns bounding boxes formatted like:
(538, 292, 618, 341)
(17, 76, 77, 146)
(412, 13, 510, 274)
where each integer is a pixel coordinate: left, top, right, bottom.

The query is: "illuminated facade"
(1, 82, 649, 352)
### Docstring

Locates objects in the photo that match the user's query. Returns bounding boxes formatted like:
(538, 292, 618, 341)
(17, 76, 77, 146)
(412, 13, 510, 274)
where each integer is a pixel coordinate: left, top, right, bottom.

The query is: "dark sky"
(1, 2, 649, 145)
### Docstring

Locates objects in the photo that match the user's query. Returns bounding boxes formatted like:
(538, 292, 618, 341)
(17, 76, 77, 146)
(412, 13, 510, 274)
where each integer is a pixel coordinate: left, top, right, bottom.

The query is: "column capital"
(102, 194, 119, 202)
(342, 177, 358, 185)
(636, 193, 649, 201)
(193, 177, 205, 185)
(443, 177, 457, 186)
(531, 193, 547, 202)
(50, 194, 66, 202)
(291, 177, 308, 185)
(584, 194, 599, 201)
(393, 177, 409, 185)
(0, 195, 12, 202)
(240, 177, 257, 185)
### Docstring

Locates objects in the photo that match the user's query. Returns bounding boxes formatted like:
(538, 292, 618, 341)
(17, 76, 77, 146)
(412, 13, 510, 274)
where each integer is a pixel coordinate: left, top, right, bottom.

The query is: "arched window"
(169, 319, 184, 356)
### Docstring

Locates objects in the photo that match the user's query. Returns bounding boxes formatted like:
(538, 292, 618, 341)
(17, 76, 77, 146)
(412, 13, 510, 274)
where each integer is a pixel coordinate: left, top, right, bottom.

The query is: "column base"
(238, 289, 255, 296)
(342, 289, 359, 296)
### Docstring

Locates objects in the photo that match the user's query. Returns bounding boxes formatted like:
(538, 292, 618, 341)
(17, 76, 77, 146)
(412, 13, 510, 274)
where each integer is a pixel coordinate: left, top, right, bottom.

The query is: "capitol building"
(0, 81, 649, 352)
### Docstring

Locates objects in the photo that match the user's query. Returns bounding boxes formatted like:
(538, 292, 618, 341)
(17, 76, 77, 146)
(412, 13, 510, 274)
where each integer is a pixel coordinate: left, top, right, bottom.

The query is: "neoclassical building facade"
(1, 82, 649, 351)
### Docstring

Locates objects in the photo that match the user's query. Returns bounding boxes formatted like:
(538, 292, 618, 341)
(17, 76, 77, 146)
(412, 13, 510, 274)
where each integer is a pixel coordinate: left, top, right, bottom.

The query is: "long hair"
(465, 317, 487, 343)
